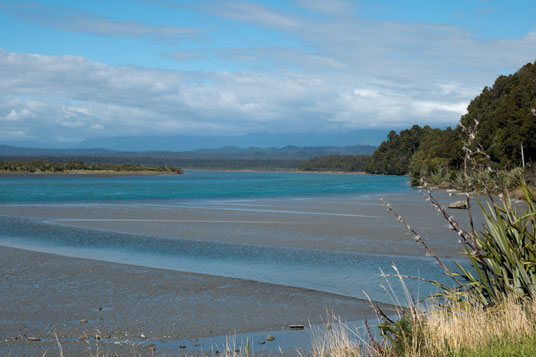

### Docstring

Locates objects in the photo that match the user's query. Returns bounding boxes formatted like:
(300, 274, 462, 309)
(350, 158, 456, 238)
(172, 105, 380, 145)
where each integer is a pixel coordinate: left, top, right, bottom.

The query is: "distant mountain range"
(72, 130, 389, 151)
(0, 144, 377, 170)
(0, 144, 375, 159)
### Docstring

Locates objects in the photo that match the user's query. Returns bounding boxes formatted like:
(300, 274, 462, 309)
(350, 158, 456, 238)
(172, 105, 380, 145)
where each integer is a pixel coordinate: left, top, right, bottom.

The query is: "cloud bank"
(0, 0, 535, 145)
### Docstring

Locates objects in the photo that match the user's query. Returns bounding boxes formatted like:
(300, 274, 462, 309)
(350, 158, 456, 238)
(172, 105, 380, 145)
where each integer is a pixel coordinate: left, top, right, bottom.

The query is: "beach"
(0, 173, 483, 355)
(1, 246, 393, 355)
(0, 191, 479, 258)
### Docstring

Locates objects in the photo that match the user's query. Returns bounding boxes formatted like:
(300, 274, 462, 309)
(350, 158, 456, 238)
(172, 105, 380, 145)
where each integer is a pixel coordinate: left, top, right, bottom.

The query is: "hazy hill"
(0, 145, 116, 156)
(0, 144, 375, 159)
(0, 144, 376, 170)
(73, 130, 389, 151)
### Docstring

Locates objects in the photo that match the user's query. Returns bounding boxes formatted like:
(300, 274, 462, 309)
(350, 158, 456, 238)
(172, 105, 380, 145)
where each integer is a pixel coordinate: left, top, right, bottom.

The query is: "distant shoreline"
(0, 168, 393, 177)
(296, 170, 368, 175)
(183, 168, 369, 175)
(0, 170, 181, 177)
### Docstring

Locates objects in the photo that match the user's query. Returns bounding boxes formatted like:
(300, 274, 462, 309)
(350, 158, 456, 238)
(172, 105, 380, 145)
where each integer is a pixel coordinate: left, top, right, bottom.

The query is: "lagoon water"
(0, 170, 411, 202)
(0, 170, 458, 304)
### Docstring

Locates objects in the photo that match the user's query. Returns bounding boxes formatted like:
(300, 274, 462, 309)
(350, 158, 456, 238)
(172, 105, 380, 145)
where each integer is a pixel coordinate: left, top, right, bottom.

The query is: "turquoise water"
(0, 171, 454, 303)
(0, 170, 411, 203)
(0, 215, 451, 303)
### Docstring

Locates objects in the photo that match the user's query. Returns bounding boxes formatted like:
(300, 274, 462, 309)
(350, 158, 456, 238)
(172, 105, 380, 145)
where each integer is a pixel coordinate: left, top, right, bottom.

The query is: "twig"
(368, 298, 395, 324)
(381, 198, 464, 286)
(54, 331, 64, 357)
(419, 189, 476, 251)
(380, 273, 450, 290)
(364, 319, 377, 346)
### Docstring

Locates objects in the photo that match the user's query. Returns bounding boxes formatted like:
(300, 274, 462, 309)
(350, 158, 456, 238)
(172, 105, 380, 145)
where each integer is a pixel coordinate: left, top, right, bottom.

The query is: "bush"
(453, 180, 536, 305)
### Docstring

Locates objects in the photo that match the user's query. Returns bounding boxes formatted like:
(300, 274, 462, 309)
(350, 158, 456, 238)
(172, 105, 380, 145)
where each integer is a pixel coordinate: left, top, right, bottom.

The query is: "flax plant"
(383, 120, 536, 306)
(453, 182, 536, 305)
(372, 119, 536, 355)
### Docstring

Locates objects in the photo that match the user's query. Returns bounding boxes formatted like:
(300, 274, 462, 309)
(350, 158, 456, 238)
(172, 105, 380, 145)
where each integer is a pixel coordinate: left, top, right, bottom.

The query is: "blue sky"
(0, 0, 535, 148)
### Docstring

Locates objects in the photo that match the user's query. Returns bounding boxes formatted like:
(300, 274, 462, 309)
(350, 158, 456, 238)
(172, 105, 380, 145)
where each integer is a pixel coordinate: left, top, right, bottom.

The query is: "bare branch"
(380, 198, 464, 286)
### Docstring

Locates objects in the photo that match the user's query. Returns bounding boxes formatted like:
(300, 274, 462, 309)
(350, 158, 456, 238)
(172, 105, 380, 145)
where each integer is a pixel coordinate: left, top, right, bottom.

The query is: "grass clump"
(311, 283, 536, 356)
(311, 169, 536, 356)
(420, 297, 536, 356)
(309, 318, 362, 357)
(371, 178, 536, 356)
(450, 335, 536, 357)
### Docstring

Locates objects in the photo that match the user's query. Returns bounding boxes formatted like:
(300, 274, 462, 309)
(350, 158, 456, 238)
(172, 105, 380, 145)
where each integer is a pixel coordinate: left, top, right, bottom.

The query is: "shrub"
(454, 180, 536, 305)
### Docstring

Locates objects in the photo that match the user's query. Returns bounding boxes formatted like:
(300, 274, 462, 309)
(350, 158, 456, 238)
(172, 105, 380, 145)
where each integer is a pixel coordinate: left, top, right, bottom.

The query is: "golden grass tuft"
(310, 297, 536, 357)
(309, 316, 365, 357)
(420, 298, 536, 355)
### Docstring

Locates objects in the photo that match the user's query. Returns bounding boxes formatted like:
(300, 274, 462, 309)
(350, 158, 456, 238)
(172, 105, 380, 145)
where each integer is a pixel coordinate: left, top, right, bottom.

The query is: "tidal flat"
(1, 246, 394, 355)
(0, 172, 483, 355)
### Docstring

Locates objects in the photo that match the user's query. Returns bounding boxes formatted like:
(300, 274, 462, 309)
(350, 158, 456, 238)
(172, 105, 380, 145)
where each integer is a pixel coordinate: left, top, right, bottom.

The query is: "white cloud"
(353, 89, 380, 98)
(0, 1, 202, 40)
(0, 129, 32, 139)
(412, 101, 468, 115)
(1, 0, 535, 145)
(210, 1, 301, 29)
(1, 108, 35, 121)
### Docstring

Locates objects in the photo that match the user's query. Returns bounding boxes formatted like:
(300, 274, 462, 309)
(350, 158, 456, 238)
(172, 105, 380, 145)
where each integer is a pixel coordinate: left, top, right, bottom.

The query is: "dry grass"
(418, 298, 536, 355)
(309, 316, 366, 357)
(308, 297, 536, 357)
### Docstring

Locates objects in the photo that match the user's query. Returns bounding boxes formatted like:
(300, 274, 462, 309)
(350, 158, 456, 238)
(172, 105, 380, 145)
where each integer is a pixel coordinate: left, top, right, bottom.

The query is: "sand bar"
(0, 246, 395, 355)
(0, 192, 484, 259)
(0, 190, 485, 355)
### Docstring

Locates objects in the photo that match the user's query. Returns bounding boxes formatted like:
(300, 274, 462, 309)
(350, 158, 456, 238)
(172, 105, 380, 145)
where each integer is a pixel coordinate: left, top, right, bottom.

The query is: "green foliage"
(378, 182, 536, 356)
(460, 61, 536, 168)
(366, 60, 536, 185)
(365, 125, 427, 175)
(364, 124, 461, 179)
(298, 155, 370, 172)
(0, 155, 302, 171)
(378, 309, 425, 356)
(408, 127, 462, 185)
(452, 180, 536, 305)
(450, 336, 536, 357)
(0, 160, 183, 174)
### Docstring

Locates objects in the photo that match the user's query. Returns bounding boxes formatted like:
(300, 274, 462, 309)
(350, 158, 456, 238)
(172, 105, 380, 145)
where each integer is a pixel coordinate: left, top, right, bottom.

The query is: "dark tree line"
(0, 160, 183, 174)
(299, 155, 370, 172)
(365, 60, 536, 184)
(0, 156, 302, 171)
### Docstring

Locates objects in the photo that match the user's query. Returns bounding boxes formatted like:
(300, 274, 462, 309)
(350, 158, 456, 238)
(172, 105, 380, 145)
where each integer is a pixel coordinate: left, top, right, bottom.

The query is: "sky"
(0, 0, 535, 148)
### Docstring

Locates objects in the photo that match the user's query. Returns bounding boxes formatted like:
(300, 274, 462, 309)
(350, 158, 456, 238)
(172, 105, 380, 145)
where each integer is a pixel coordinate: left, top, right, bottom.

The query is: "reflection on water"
(0, 215, 456, 304)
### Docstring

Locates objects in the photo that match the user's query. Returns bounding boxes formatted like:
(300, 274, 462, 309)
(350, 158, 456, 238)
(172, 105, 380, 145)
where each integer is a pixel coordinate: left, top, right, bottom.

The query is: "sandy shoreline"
(0, 170, 181, 177)
(0, 246, 390, 355)
(0, 192, 479, 258)
(184, 168, 371, 175)
(0, 190, 483, 355)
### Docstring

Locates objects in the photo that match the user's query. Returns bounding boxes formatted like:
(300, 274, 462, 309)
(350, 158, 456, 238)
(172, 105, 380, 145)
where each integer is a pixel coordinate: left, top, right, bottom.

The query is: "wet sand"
(0, 192, 482, 258)
(0, 246, 391, 355)
(0, 191, 482, 355)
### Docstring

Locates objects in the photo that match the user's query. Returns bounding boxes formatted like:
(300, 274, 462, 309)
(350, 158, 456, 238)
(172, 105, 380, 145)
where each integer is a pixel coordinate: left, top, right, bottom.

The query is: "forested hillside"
(299, 155, 369, 172)
(365, 125, 428, 175)
(365, 60, 536, 185)
(0, 144, 375, 171)
(459, 61, 536, 167)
